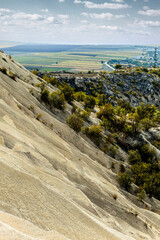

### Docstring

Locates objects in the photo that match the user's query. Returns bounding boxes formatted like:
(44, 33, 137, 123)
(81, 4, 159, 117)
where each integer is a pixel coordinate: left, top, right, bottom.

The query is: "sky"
(0, 0, 160, 45)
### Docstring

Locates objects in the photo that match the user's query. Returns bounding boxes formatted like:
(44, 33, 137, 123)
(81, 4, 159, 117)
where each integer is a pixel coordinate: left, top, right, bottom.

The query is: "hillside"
(37, 67, 160, 107)
(0, 51, 160, 240)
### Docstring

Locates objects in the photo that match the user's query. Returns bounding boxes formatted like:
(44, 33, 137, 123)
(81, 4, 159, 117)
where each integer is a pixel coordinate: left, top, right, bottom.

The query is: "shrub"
(74, 91, 86, 102)
(137, 187, 146, 200)
(29, 105, 34, 111)
(8, 71, 16, 80)
(66, 114, 84, 132)
(71, 104, 78, 114)
(100, 118, 114, 132)
(140, 118, 156, 131)
(84, 95, 96, 109)
(140, 144, 156, 163)
(31, 70, 38, 75)
(117, 99, 133, 112)
(83, 125, 102, 145)
(79, 110, 90, 121)
(97, 104, 115, 120)
(49, 77, 58, 86)
(43, 75, 58, 86)
(60, 83, 75, 103)
(115, 64, 122, 69)
(107, 145, 118, 158)
(117, 173, 132, 191)
(128, 150, 141, 165)
(97, 94, 106, 106)
(49, 91, 65, 110)
(41, 89, 50, 103)
(36, 113, 42, 120)
(119, 163, 125, 173)
(123, 124, 134, 135)
(0, 67, 7, 74)
(112, 194, 117, 200)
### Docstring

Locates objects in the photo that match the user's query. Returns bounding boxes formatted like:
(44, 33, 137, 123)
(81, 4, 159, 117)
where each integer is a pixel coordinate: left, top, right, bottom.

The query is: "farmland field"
(1, 44, 143, 72)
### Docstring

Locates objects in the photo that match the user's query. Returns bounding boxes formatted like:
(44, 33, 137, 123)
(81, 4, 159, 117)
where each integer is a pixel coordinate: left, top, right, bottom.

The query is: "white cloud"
(111, 0, 124, 2)
(45, 17, 55, 23)
(81, 12, 125, 19)
(58, 14, 69, 24)
(135, 19, 160, 27)
(41, 9, 49, 13)
(74, 0, 130, 9)
(59, 0, 65, 2)
(99, 25, 121, 31)
(143, 6, 149, 10)
(81, 19, 88, 23)
(58, 14, 69, 19)
(129, 30, 150, 35)
(0, 10, 69, 27)
(138, 9, 160, 17)
(12, 12, 44, 21)
(0, 8, 12, 13)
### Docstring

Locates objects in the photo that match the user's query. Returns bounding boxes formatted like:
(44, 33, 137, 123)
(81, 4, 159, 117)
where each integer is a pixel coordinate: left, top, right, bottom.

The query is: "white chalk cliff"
(0, 52, 160, 240)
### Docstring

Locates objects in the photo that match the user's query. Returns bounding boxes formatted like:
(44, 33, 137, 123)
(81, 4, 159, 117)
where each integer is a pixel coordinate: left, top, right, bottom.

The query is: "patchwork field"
(8, 50, 141, 72)
(1, 44, 145, 72)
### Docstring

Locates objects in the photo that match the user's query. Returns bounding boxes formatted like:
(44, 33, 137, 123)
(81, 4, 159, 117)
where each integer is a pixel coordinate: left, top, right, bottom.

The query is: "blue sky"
(0, 0, 159, 45)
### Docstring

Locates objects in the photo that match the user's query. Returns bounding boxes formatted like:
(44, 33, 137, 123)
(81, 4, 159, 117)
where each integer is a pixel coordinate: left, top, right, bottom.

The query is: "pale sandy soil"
(0, 52, 160, 240)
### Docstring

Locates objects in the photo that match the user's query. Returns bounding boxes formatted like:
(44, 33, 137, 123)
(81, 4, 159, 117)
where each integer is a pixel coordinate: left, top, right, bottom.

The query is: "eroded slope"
(0, 52, 160, 240)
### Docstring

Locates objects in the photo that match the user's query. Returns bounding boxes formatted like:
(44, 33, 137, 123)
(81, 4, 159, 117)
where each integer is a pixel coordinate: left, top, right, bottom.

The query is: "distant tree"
(115, 64, 122, 69)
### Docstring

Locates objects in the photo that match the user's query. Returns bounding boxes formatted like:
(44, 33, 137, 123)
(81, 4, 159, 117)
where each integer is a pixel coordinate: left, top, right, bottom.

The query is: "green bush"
(97, 94, 106, 106)
(66, 114, 84, 132)
(128, 150, 141, 165)
(137, 187, 146, 200)
(0, 67, 7, 74)
(117, 99, 133, 112)
(107, 145, 118, 158)
(8, 71, 16, 80)
(74, 91, 86, 102)
(140, 118, 156, 131)
(123, 124, 134, 135)
(31, 70, 38, 75)
(117, 173, 132, 191)
(43, 75, 58, 86)
(49, 91, 65, 110)
(60, 83, 75, 103)
(84, 95, 96, 109)
(41, 89, 50, 103)
(97, 104, 115, 121)
(83, 125, 102, 145)
(139, 144, 156, 163)
(79, 110, 90, 121)
(115, 64, 122, 69)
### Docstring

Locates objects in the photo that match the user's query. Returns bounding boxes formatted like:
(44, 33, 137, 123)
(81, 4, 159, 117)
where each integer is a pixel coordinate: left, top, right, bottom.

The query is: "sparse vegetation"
(23, 66, 160, 200)
(36, 113, 42, 120)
